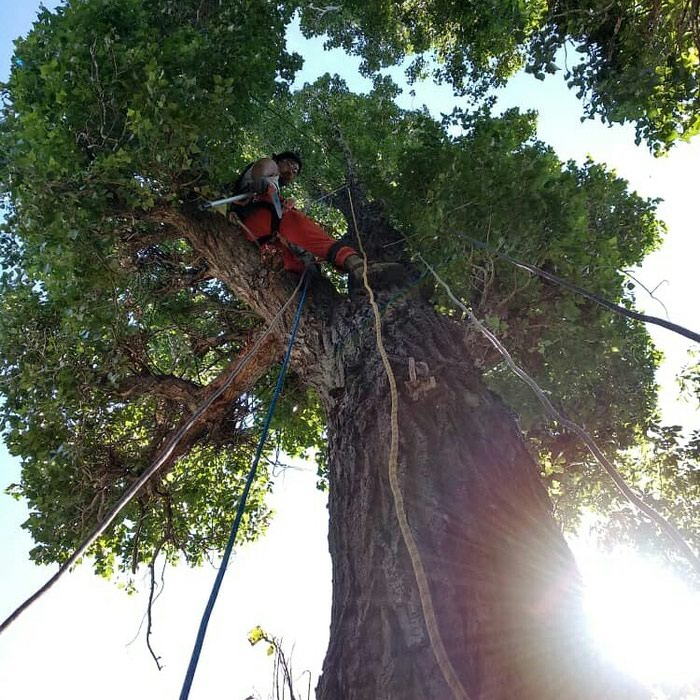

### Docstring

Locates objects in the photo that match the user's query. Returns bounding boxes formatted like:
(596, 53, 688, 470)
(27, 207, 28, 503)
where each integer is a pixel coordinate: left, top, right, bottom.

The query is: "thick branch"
(143, 205, 336, 386)
(116, 373, 202, 412)
(147, 328, 284, 473)
(192, 330, 248, 358)
(146, 206, 299, 316)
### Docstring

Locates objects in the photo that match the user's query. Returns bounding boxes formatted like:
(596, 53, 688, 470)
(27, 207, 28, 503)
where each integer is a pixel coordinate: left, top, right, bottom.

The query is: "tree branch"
(116, 373, 202, 412)
(141, 204, 335, 384)
(191, 330, 248, 357)
(145, 548, 164, 671)
(145, 328, 284, 472)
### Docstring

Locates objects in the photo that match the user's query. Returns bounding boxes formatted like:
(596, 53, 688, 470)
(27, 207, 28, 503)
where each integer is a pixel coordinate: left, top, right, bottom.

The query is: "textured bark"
(149, 204, 334, 371)
(315, 289, 648, 700)
(116, 373, 202, 411)
(161, 199, 648, 699)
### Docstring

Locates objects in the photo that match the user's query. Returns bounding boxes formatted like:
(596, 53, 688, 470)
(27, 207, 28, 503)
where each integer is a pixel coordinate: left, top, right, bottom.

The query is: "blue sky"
(1, 3, 699, 699)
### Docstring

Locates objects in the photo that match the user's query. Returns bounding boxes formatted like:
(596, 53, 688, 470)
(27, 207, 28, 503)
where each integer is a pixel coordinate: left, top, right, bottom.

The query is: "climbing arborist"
(229, 151, 365, 278)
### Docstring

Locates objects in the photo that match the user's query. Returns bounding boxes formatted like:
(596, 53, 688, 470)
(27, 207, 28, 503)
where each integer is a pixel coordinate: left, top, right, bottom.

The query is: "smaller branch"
(307, 3, 340, 17)
(146, 550, 164, 671)
(192, 330, 248, 358)
(620, 269, 670, 320)
(125, 610, 148, 649)
(155, 484, 183, 552)
(125, 541, 167, 653)
(150, 267, 214, 296)
(153, 552, 169, 607)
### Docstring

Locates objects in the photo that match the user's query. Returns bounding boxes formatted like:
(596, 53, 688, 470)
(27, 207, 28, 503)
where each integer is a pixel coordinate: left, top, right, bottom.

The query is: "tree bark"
(165, 201, 648, 699)
(314, 289, 648, 700)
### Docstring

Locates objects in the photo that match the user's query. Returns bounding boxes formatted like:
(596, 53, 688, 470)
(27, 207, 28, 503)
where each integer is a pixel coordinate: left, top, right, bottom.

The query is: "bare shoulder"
(251, 157, 279, 179)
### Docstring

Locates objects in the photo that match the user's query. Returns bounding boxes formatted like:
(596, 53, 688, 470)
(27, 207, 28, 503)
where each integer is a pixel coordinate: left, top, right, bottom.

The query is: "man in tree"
(231, 150, 365, 278)
(1, 1, 698, 699)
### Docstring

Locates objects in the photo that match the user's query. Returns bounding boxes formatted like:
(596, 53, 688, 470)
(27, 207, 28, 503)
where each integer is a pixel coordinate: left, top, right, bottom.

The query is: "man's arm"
(251, 158, 295, 210)
(249, 158, 280, 192)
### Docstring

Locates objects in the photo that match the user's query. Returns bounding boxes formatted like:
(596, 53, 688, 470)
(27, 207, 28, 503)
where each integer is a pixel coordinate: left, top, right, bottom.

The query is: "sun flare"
(578, 548, 700, 688)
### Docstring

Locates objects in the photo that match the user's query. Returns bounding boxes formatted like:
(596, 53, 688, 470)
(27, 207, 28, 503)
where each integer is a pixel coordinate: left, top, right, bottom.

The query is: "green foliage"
(0, 271, 274, 576)
(680, 350, 700, 405)
(248, 625, 303, 697)
(297, 0, 544, 91)
(283, 78, 663, 453)
(529, 0, 700, 152)
(247, 624, 276, 656)
(2, 0, 301, 220)
(541, 423, 700, 575)
(0, 0, 692, 584)
(275, 77, 686, 542)
(0, 0, 306, 581)
(297, 0, 700, 151)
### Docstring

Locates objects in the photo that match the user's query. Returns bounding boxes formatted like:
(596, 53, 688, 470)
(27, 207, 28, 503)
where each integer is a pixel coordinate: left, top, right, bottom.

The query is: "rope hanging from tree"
(417, 253, 700, 576)
(460, 235, 700, 344)
(348, 189, 472, 700)
(179, 270, 311, 699)
(0, 273, 310, 637)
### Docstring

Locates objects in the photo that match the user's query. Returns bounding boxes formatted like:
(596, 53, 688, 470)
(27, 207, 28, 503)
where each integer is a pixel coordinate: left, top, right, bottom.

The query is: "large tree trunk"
(178, 201, 647, 699)
(314, 288, 647, 700)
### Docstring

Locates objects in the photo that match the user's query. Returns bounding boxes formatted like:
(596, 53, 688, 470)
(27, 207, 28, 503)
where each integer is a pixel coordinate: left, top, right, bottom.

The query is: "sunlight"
(578, 548, 700, 688)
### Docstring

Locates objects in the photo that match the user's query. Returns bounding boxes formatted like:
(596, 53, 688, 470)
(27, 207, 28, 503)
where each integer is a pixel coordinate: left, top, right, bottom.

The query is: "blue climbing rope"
(179, 272, 310, 700)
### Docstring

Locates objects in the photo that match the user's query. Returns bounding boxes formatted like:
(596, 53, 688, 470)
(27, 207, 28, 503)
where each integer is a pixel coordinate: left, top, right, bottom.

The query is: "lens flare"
(577, 548, 700, 688)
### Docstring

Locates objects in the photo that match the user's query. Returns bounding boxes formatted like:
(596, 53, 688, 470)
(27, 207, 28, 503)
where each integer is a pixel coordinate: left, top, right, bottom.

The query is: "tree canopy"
(296, 0, 700, 151)
(1, 0, 698, 590)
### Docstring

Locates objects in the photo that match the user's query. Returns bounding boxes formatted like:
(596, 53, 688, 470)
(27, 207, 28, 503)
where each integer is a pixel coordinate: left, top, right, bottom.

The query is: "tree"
(297, 0, 700, 152)
(1, 1, 698, 698)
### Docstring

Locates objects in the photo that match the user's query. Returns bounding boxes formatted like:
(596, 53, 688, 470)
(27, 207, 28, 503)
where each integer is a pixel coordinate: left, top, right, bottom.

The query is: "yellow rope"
(347, 191, 470, 700)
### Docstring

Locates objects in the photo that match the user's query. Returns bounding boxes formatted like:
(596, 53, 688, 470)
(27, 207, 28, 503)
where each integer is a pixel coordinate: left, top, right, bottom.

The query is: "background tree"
(1, 1, 698, 698)
(297, 0, 700, 152)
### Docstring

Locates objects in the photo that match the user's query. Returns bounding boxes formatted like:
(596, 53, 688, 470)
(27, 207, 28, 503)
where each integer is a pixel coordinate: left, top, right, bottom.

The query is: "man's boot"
(343, 254, 407, 293)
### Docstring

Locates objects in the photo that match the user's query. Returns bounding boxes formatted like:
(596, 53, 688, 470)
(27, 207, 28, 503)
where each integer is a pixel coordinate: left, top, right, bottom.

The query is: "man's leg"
(279, 210, 357, 270)
(234, 206, 273, 244)
(233, 206, 296, 270)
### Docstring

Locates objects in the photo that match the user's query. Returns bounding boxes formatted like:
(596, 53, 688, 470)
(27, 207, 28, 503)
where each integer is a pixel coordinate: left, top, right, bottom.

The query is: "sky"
(1, 2, 699, 700)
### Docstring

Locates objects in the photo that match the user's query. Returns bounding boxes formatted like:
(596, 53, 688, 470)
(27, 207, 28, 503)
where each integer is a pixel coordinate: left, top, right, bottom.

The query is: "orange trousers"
(238, 201, 356, 274)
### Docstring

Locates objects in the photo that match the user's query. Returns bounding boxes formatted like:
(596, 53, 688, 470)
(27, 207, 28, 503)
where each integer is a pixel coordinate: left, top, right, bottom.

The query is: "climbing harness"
(0, 273, 309, 636)
(179, 270, 310, 700)
(347, 190, 471, 700)
(225, 203, 319, 274)
(205, 170, 302, 260)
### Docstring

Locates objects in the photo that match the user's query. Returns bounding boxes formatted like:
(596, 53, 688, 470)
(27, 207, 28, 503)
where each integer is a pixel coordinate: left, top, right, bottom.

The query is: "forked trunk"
(314, 289, 647, 700)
